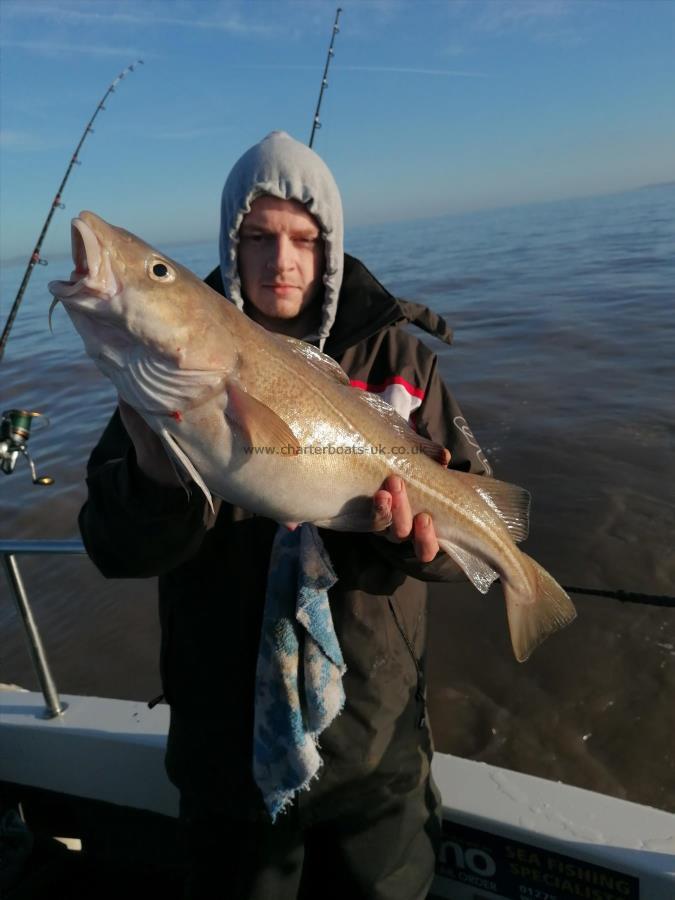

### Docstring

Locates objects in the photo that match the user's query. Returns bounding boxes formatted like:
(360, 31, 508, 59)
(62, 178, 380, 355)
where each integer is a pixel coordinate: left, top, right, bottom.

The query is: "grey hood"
(219, 131, 344, 350)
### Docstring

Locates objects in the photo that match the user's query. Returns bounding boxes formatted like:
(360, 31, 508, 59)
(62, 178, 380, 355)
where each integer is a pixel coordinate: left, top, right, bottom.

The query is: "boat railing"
(1, 539, 85, 719)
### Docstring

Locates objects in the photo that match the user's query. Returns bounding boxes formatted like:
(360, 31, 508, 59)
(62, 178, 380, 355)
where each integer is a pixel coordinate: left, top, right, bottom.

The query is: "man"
(79, 132, 490, 899)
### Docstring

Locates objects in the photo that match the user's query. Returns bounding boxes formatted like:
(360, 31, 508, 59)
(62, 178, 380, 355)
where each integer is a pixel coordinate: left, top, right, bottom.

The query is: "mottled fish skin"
(49, 211, 576, 661)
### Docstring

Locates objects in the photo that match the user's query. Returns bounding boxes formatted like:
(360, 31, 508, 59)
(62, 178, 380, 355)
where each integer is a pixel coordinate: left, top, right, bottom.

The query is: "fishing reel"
(0, 409, 54, 486)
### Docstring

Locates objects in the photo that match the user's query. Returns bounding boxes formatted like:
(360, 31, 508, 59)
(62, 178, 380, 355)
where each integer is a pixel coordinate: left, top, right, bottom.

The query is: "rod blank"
(0, 60, 144, 362)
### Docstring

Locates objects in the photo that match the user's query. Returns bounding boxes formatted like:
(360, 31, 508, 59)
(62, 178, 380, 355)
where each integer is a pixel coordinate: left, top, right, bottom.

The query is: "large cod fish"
(49, 211, 576, 661)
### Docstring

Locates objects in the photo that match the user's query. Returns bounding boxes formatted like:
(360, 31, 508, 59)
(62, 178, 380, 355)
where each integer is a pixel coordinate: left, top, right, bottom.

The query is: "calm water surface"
(2, 185, 674, 812)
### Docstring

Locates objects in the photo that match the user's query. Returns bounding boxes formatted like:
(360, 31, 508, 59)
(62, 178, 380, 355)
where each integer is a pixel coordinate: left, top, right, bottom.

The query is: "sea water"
(2, 183, 674, 811)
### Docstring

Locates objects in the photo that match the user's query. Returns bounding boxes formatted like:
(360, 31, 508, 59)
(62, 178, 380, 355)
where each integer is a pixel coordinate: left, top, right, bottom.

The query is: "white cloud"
(469, 0, 586, 48)
(476, 0, 572, 31)
(151, 126, 229, 141)
(0, 129, 45, 150)
(231, 63, 487, 78)
(0, 129, 27, 147)
(0, 0, 278, 37)
(340, 65, 486, 78)
(1, 39, 147, 59)
(443, 43, 467, 58)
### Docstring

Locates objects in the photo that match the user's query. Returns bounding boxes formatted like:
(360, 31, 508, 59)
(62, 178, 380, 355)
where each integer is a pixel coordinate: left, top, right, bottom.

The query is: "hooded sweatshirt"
(79, 134, 491, 823)
(219, 131, 343, 349)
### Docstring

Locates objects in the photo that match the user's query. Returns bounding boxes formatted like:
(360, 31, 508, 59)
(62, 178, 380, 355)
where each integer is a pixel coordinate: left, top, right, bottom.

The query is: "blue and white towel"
(253, 523, 345, 821)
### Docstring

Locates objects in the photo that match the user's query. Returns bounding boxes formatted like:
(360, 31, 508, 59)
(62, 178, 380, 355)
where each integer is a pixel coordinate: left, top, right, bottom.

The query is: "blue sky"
(1, 0, 674, 263)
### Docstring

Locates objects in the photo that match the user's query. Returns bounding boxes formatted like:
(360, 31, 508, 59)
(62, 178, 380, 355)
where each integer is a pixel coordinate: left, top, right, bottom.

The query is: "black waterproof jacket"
(79, 254, 490, 820)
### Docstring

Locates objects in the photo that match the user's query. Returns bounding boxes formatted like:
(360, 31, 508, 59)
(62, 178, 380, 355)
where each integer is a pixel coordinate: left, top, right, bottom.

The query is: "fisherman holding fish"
(67, 132, 574, 900)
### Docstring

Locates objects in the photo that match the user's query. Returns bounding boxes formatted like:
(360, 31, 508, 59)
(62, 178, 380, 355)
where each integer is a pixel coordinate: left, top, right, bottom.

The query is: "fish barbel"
(48, 211, 576, 661)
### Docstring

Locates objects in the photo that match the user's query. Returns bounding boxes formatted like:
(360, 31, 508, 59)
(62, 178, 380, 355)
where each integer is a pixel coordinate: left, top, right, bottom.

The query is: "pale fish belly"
(166, 404, 389, 526)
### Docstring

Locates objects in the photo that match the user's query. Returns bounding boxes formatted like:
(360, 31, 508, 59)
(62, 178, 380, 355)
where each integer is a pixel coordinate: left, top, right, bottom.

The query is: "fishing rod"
(0, 59, 144, 363)
(563, 585, 675, 608)
(309, 7, 342, 148)
(308, 16, 675, 612)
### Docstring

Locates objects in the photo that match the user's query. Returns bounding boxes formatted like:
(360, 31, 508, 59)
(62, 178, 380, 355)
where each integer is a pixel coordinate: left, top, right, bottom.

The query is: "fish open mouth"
(48, 213, 118, 302)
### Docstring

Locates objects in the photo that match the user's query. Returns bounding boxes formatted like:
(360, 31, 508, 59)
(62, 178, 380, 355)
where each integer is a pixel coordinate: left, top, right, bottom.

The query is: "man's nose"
(266, 234, 294, 272)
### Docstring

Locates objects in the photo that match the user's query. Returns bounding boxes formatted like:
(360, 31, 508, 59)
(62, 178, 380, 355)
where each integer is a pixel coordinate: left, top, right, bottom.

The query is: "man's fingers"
(440, 447, 451, 467)
(412, 513, 440, 563)
(387, 476, 413, 540)
(373, 490, 393, 531)
(375, 476, 442, 561)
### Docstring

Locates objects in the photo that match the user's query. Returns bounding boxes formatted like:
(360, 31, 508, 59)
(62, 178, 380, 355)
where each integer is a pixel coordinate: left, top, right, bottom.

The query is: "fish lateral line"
(46, 209, 576, 662)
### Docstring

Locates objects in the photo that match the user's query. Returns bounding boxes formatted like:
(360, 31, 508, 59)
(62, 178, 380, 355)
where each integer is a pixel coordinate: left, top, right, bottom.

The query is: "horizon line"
(1, 179, 673, 267)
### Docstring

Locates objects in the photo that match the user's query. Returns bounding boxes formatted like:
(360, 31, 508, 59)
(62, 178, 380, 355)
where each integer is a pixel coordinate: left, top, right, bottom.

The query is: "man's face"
(238, 196, 324, 333)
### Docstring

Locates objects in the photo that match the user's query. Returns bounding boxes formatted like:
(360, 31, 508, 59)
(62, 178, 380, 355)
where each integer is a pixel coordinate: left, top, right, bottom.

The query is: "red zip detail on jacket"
(349, 375, 426, 399)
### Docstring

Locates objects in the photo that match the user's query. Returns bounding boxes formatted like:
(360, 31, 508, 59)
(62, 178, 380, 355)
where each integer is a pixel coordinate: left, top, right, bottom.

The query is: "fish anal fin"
(505, 553, 577, 662)
(226, 383, 300, 455)
(160, 427, 214, 514)
(460, 473, 531, 542)
(437, 539, 499, 594)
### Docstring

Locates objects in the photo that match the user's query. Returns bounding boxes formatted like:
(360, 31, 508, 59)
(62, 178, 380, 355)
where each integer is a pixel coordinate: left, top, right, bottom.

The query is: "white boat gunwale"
(2, 689, 674, 899)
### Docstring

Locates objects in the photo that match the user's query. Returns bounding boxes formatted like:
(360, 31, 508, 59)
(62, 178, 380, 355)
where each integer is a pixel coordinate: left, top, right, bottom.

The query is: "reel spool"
(0, 409, 54, 485)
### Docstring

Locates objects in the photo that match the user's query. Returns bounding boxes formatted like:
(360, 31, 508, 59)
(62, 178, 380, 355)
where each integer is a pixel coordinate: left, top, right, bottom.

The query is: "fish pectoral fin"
(459, 473, 531, 543)
(225, 383, 300, 455)
(437, 540, 500, 594)
(159, 427, 214, 514)
(313, 496, 393, 532)
(274, 334, 351, 384)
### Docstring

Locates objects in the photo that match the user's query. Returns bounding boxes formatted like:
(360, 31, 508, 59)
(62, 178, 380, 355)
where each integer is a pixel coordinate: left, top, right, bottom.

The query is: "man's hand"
(118, 397, 182, 488)
(373, 448, 451, 563)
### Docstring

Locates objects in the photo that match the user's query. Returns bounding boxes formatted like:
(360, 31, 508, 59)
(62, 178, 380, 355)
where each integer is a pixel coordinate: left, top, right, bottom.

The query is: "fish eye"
(148, 259, 175, 283)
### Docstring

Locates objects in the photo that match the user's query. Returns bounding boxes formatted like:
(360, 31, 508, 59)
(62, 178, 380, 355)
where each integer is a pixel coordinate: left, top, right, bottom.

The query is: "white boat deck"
(2, 690, 674, 899)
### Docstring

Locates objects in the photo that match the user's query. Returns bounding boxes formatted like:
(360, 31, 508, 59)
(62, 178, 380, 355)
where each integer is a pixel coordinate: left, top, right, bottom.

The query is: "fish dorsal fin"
(355, 391, 448, 464)
(437, 539, 499, 594)
(159, 427, 214, 514)
(275, 334, 350, 385)
(460, 473, 531, 542)
(226, 382, 301, 455)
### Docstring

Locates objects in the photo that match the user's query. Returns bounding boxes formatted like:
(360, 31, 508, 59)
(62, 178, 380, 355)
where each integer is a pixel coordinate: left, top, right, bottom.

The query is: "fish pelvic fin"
(505, 554, 577, 662)
(159, 427, 214, 514)
(437, 540, 499, 594)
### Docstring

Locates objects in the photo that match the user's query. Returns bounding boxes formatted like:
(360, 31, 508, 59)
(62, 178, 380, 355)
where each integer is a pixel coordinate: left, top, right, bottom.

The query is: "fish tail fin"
(505, 554, 577, 662)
